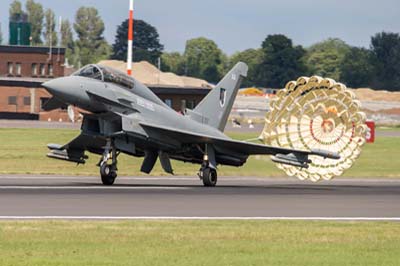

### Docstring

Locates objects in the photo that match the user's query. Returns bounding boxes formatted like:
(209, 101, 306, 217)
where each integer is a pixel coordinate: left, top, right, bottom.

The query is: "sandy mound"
(352, 88, 400, 102)
(98, 60, 212, 89)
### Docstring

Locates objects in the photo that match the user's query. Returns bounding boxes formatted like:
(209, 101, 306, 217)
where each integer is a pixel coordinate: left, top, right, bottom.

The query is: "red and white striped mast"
(127, 0, 134, 75)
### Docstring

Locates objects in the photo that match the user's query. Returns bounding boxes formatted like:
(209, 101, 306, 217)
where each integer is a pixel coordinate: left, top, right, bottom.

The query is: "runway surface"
(0, 175, 399, 220)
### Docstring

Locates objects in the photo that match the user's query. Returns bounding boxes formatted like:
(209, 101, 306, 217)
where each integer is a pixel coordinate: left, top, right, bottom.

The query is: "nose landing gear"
(99, 139, 119, 186)
(100, 163, 117, 185)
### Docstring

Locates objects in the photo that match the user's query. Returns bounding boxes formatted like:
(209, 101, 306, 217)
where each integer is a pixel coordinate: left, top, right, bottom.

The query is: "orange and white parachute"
(262, 76, 367, 182)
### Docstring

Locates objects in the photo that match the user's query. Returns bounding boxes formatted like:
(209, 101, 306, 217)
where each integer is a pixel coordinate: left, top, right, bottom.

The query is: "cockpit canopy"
(73, 64, 135, 89)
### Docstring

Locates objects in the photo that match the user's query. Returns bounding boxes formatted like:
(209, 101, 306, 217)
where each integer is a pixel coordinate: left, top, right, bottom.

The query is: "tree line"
(7, 0, 111, 68)
(5, 0, 400, 90)
(163, 34, 400, 91)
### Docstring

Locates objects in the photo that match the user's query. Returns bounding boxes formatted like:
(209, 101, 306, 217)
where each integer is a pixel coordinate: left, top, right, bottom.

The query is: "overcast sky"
(1, 0, 399, 54)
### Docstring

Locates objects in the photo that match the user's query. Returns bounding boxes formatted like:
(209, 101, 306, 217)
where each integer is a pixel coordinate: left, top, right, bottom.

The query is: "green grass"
(0, 128, 398, 178)
(0, 220, 399, 266)
(377, 126, 400, 130)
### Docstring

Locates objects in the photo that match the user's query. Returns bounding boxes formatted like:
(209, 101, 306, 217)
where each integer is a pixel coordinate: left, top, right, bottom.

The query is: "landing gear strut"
(99, 139, 119, 186)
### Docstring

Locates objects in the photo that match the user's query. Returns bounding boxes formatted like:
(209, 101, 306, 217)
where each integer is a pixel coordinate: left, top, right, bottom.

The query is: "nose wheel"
(100, 163, 117, 185)
(99, 139, 119, 186)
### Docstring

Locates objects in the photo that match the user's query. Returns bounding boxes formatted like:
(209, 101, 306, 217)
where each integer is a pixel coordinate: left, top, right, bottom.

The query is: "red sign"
(365, 121, 375, 143)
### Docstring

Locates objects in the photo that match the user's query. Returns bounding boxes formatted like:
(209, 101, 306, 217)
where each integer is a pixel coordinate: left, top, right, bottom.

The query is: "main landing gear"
(99, 139, 119, 186)
(198, 145, 218, 187)
(199, 165, 218, 187)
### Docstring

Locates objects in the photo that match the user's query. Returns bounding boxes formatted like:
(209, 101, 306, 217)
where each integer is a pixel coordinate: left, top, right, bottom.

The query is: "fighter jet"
(42, 62, 339, 186)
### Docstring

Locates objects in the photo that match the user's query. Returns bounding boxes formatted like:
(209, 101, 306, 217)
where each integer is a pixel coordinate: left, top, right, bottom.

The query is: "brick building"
(0, 77, 72, 121)
(0, 45, 71, 121)
(0, 46, 211, 122)
(0, 45, 65, 78)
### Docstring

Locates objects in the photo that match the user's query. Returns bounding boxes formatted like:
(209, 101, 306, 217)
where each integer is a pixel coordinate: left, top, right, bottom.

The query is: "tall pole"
(127, 0, 134, 76)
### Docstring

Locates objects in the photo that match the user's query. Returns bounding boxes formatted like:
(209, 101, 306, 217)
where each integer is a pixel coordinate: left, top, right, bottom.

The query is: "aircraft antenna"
(127, 0, 134, 75)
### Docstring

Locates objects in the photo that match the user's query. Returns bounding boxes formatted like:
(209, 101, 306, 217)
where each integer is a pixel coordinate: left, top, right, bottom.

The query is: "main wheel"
(100, 163, 116, 186)
(202, 168, 217, 187)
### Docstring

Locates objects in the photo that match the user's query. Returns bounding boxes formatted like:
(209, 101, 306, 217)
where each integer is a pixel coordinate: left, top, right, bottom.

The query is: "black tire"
(202, 168, 217, 187)
(100, 164, 116, 186)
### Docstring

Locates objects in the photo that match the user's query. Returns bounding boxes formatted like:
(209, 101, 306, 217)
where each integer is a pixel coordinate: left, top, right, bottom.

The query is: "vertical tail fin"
(191, 62, 248, 131)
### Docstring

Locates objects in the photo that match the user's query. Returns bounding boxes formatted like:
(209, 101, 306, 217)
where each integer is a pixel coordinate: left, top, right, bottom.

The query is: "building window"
(24, 96, 31, 106)
(186, 100, 196, 109)
(165, 99, 172, 108)
(40, 97, 50, 111)
(32, 63, 38, 76)
(40, 64, 46, 76)
(7, 62, 13, 75)
(8, 96, 17, 105)
(16, 63, 22, 76)
(48, 64, 54, 76)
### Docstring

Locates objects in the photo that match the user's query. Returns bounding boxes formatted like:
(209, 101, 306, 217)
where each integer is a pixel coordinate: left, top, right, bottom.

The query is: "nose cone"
(42, 76, 85, 107)
(42, 78, 67, 96)
(42, 76, 97, 112)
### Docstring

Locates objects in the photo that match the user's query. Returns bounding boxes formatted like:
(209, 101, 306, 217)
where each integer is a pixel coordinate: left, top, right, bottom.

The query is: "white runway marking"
(0, 216, 399, 221)
(1, 175, 400, 183)
(0, 176, 196, 181)
(0, 186, 189, 190)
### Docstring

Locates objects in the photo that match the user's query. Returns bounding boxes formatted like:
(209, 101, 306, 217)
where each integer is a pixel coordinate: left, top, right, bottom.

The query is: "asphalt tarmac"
(0, 175, 399, 219)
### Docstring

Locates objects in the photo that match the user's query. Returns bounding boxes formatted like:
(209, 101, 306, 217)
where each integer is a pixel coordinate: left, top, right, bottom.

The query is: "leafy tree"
(370, 32, 400, 90)
(218, 53, 230, 80)
(61, 19, 74, 49)
(9, 0, 25, 21)
(229, 49, 263, 87)
(74, 7, 111, 66)
(71, 45, 82, 68)
(61, 19, 77, 66)
(340, 47, 374, 88)
(43, 9, 57, 46)
(305, 38, 350, 81)
(183, 37, 224, 83)
(161, 52, 185, 74)
(26, 0, 44, 45)
(256, 34, 308, 88)
(112, 19, 164, 64)
(96, 41, 112, 62)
